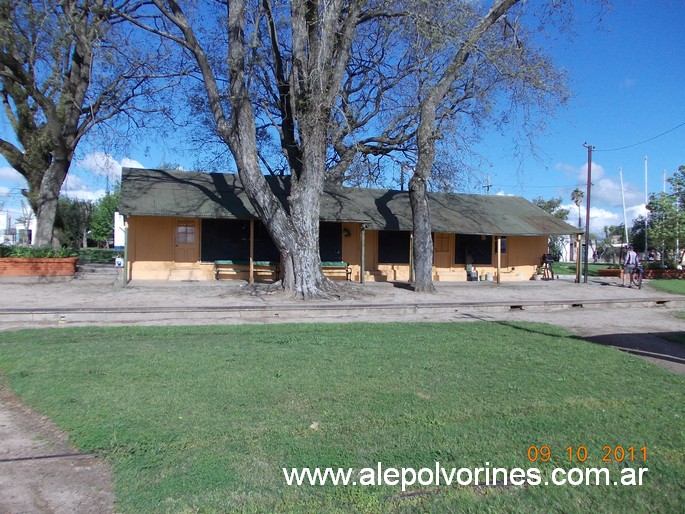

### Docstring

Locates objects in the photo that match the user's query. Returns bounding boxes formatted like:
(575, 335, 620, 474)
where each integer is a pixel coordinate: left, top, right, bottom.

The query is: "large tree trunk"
(410, 97, 438, 293)
(409, 174, 435, 292)
(281, 138, 338, 298)
(155, 0, 357, 299)
(33, 160, 69, 247)
(409, 0, 519, 293)
(227, 108, 335, 299)
(280, 209, 329, 299)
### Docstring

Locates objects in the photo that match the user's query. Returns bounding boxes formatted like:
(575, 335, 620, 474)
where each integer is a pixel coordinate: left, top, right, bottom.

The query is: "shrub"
(0, 245, 77, 258)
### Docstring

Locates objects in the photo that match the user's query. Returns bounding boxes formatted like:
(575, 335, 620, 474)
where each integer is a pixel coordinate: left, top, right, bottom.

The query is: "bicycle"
(629, 265, 643, 289)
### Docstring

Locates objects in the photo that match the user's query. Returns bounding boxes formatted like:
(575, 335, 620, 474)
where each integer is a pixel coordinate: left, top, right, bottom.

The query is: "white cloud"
(588, 206, 622, 234)
(560, 201, 621, 234)
(61, 152, 144, 202)
(62, 174, 89, 192)
(0, 186, 9, 195)
(121, 157, 145, 169)
(63, 188, 109, 202)
(565, 161, 645, 210)
(555, 161, 649, 232)
(627, 203, 648, 220)
(61, 173, 109, 202)
(0, 166, 25, 183)
(75, 152, 144, 186)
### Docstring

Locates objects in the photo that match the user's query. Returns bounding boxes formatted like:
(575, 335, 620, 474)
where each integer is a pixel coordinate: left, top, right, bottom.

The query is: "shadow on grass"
(466, 316, 685, 369)
(582, 332, 685, 365)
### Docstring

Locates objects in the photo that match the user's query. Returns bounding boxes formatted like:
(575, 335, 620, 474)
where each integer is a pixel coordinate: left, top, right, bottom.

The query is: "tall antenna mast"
(619, 166, 629, 244)
(644, 156, 648, 255)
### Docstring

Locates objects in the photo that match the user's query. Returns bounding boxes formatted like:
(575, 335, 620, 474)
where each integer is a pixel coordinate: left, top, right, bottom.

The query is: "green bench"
(321, 261, 351, 281)
(215, 260, 351, 281)
(214, 260, 280, 280)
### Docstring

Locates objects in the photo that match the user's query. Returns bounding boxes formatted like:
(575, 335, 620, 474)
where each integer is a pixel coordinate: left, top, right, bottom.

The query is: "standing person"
(622, 245, 639, 287)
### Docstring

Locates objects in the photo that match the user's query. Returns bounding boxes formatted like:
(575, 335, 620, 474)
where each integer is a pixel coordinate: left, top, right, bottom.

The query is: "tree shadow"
(460, 317, 685, 367)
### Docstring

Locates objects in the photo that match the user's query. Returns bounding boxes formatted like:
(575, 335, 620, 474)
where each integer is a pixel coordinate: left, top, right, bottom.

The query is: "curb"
(1, 297, 683, 327)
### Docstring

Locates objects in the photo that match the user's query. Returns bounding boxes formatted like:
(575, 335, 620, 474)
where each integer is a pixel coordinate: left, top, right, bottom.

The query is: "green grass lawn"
(0, 323, 683, 513)
(551, 262, 623, 277)
(648, 279, 685, 295)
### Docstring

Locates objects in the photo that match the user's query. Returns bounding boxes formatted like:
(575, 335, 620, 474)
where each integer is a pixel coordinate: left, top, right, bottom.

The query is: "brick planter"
(597, 269, 623, 278)
(642, 269, 684, 279)
(0, 257, 78, 277)
(596, 268, 684, 279)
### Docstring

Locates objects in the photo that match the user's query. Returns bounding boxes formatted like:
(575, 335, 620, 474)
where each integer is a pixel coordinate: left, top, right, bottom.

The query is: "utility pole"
(582, 143, 594, 284)
(483, 174, 492, 194)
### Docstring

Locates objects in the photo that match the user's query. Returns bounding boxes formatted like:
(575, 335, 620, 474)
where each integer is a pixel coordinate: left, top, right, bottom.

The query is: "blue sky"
(1, 0, 684, 235)
(484, 0, 685, 233)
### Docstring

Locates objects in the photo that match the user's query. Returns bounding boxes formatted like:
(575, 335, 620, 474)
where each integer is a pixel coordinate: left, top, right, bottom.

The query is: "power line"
(594, 121, 685, 152)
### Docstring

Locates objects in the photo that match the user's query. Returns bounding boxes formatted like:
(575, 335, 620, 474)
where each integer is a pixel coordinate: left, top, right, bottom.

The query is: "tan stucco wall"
(127, 216, 206, 280)
(127, 217, 549, 282)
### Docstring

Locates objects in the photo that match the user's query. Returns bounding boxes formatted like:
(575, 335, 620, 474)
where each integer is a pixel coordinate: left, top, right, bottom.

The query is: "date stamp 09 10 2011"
(527, 445, 647, 464)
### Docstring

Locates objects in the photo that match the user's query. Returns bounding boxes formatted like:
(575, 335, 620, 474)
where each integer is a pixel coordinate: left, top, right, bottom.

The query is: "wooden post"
(575, 233, 582, 283)
(249, 219, 254, 284)
(583, 143, 595, 284)
(496, 236, 501, 284)
(409, 232, 414, 283)
(360, 224, 366, 284)
(123, 220, 129, 287)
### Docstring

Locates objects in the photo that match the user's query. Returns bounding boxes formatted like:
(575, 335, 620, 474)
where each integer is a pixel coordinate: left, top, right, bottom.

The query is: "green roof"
(120, 168, 582, 236)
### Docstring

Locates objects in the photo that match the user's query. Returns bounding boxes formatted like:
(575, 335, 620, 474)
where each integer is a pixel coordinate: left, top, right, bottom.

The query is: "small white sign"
(114, 211, 125, 248)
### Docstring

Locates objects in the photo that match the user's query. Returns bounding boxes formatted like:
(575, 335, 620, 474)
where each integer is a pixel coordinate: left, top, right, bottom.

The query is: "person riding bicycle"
(622, 245, 640, 287)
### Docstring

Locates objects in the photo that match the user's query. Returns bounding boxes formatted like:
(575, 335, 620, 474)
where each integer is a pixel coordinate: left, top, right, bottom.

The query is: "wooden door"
(174, 220, 197, 263)
(433, 232, 451, 268)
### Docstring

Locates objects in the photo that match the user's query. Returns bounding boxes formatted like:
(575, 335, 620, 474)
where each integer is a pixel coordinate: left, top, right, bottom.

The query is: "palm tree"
(571, 188, 585, 229)
(569, 188, 585, 262)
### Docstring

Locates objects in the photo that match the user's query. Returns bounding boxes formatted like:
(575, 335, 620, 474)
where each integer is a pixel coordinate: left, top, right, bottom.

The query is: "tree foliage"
(125, 0, 372, 299)
(646, 165, 685, 265)
(0, 0, 184, 246)
(532, 197, 570, 221)
(90, 190, 120, 246)
(532, 196, 570, 260)
(396, 0, 570, 291)
(123, 0, 573, 298)
(55, 197, 93, 249)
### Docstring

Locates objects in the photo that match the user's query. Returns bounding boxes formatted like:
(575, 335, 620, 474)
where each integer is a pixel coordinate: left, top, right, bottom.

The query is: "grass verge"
(551, 262, 619, 276)
(0, 323, 683, 512)
(648, 279, 685, 295)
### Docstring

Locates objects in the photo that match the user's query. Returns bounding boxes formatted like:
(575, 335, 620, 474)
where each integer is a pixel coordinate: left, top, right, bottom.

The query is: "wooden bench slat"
(215, 260, 351, 281)
(320, 261, 351, 281)
(215, 259, 280, 280)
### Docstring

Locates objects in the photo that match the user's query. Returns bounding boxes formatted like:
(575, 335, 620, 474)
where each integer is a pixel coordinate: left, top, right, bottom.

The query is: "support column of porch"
(409, 232, 414, 283)
(249, 219, 254, 284)
(360, 224, 366, 284)
(575, 233, 582, 283)
(496, 236, 501, 284)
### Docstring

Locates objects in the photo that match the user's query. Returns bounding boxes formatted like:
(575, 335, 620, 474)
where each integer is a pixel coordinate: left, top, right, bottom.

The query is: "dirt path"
(0, 386, 114, 513)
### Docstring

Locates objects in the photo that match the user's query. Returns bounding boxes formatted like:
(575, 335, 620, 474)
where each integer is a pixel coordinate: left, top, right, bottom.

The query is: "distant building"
(14, 217, 37, 245)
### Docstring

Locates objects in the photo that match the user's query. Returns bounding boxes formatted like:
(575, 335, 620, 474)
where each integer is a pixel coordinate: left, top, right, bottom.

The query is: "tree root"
(237, 279, 374, 301)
